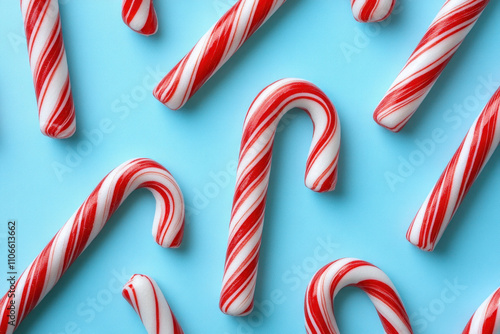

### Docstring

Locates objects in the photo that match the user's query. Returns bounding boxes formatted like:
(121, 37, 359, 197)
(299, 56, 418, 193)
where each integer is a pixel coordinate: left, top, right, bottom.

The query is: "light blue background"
(1, 0, 499, 333)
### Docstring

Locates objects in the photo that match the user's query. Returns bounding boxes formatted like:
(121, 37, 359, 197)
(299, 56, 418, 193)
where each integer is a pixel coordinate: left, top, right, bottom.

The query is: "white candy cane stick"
(0, 158, 185, 334)
(305, 258, 413, 334)
(407, 87, 500, 251)
(123, 274, 183, 334)
(122, 0, 158, 35)
(373, 0, 490, 132)
(154, 0, 395, 110)
(21, 0, 76, 138)
(220, 79, 341, 316)
(463, 288, 500, 334)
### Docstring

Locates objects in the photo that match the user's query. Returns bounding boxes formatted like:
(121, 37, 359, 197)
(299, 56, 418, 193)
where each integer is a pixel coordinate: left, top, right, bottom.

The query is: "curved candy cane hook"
(122, 0, 158, 36)
(123, 274, 184, 334)
(220, 78, 341, 316)
(407, 87, 500, 251)
(153, 0, 395, 110)
(0, 158, 185, 334)
(21, 0, 76, 138)
(463, 288, 500, 334)
(305, 258, 413, 334)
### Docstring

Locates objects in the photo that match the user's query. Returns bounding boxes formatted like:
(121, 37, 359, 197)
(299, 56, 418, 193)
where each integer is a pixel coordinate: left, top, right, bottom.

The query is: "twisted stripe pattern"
(220, 79, 341, 316)
(463, 288, 500, 334)
(373, 0, 489, 132)
(123, 274, 184, 334)
(21, 0, 76, 138)
(122, 0, 158, 35)
(407, 87, 500, 251)
(351, 0, 395, 22)
(153, 0, 286, 110)
(305, 258, 413, 334)
(0, 158, 185, 333)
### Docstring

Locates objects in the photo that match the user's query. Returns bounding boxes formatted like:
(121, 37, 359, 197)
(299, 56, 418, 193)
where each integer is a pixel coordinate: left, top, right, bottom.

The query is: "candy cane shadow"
(429, 151, 500, 255)
(387, 0, 500, 137)
(15, 189, 187, 333)
(171, 0, 301, 112)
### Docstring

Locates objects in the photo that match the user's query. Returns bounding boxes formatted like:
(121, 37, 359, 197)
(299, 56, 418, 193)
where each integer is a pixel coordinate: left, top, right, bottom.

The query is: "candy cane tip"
(220, 303, 253, 317)
(373, 112, 403, 132)
(351, 0, 395, 23)
(157, 226, 184, 249)
(306, 174, 337, 193)
(406, 226, 435, 252)
(42, 124, 76, 139)
(152, 85, 180, 110)
(408, 240, 435, 252)
(121, 0, 159, 36)
(124, 274, 143, 287)
(123, 20, 158, 36)
(353, 12, 390, 23)
(122, 274, 184, 334)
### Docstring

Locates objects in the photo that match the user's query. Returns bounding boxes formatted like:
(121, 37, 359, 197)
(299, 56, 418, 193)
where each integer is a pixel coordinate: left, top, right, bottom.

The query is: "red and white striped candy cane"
(463, 288, 500, 334)
(123, 274, 184, 334)
(407, 87, 500, 251)
(122, 0, 158, 36)
(220, 79, 341, 316)
(351, 0, 395, 22)
(0, 158, 185, 334)
(21, 0, 76, 138)
(373, 0, 490, 132)
(305, 258, 413, 334)
(153, 0, 395, 110)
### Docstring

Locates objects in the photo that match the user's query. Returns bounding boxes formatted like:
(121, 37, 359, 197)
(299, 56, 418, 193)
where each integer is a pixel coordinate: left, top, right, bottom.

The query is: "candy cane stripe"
(463, 288, 500, 334)
(123, 274, 184, 334)
(407, 87, 500, 251)
(351, 0, 395, 22)
(373, 0, 489, 132)
(122, 0, 158, 35)
(0, 159, 185, 333)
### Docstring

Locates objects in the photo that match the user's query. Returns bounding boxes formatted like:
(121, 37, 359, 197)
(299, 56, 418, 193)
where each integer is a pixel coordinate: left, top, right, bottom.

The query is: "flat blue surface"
(1, 1, 499, 333)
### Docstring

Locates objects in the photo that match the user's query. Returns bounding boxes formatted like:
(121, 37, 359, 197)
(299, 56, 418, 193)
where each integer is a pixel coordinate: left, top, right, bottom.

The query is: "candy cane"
(463, 288, 500, 334)
(21, 0, 76, 138)
(305, 258, 413, 334)
(219, 79, 341, 316)
(0, 158, 185, 334)
(351, 0, 395, 22)
(407, 87, 500, 251)
(122, 0, 158, 36)
(153, 0, 395, 110)
(123, 274, 184, 334)
(373, 0, 489, 132)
